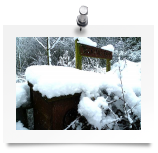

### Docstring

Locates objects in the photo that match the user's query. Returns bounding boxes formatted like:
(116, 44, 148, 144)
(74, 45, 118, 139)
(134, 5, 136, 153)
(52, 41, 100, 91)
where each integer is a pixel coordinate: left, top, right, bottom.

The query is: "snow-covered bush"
(78, 96, 114, 130)
(65, 60, 141, 130)
(16, 74, 26, 83)
(57, 50, 75, 68)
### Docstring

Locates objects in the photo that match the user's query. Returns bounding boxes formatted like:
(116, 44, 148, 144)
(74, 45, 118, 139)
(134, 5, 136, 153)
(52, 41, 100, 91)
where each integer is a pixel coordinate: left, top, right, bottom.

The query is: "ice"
(101, 44, 114, 53)
(16, 82, 30, 108)
(74, 37, 97, 47)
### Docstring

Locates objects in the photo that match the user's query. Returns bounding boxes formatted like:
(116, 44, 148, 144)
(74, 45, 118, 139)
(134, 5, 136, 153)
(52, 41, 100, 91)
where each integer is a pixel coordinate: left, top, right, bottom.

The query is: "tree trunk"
(19, 51, 21, 73)
(47, 37, 51, 65)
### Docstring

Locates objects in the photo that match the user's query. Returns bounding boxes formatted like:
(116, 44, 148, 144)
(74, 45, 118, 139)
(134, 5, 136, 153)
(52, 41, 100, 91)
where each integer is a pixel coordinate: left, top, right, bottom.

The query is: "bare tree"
(34, 37, 61, 65)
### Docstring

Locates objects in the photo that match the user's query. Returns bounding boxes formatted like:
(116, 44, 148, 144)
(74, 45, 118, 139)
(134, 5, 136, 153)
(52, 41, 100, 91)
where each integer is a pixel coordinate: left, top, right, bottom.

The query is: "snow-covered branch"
(50, 37, 61, 49)
(34, 37, 47, 50)
(64, 117, 80, 130)
(118, 58, 128, 116)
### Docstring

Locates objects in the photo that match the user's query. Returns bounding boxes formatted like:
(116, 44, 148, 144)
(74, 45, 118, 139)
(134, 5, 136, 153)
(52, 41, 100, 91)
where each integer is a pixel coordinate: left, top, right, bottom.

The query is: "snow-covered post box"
(26, 66, 81, 130)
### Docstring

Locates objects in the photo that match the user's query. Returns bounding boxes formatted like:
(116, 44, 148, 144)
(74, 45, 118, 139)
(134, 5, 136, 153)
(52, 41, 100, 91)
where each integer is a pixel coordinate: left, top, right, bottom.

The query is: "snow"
(16, 82, 30, 108)
(16, 121, 28, 130)
(112, 60, 141, 97)
(78, 96, 109, 129)
(25, 65, 106, 99)
(107, 60, 141, 119)
(74, 37, 97, 47)
(16, 75, 18, 82)
(101, 44, 115, 53)
(25, 60, 141, 128)
(74, 38, 115, 53)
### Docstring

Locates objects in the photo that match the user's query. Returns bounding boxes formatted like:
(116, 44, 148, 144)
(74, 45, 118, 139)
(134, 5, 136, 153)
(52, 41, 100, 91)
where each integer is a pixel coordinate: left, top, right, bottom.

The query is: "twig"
(16, 78, 26, 82)
(117, 57, 128, 120)
(102, 117, 122, 130)
(64, 117, 80, 130)
(113, 68, 119, 74)
(127, 103, 139, 113)
(50, 37, 61, 49)
(108, 107, 120, 130)
(33, 37, 47, 50)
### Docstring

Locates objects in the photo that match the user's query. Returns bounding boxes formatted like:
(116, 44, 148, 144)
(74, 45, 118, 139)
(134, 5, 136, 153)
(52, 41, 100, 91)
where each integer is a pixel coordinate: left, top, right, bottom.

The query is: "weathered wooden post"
(75, 39, 82, 70)
(75, 40, 112, 72)
(28, 82, 81, 130)
(106, 59, 111, 72)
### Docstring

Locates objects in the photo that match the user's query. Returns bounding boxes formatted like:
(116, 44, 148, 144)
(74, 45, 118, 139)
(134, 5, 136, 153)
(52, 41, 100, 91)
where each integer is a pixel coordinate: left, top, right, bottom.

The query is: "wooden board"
(80, 44, 112, 60)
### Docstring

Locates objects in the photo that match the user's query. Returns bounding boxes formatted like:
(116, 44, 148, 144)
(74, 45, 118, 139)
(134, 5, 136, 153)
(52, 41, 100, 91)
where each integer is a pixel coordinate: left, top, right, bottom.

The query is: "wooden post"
(75, 41, 112, 71)
(106, 59, 111, 72)
(75, 39, 82, 70)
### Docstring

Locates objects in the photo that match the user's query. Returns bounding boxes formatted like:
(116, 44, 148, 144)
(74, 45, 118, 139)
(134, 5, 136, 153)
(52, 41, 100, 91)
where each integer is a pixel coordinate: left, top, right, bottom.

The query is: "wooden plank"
(80, 44, 112, 60)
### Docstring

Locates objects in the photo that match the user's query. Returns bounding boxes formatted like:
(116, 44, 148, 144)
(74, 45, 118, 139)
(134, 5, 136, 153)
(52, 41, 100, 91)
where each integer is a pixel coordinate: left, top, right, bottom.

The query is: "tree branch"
(34, 37, 47, 51)
(50, 37, 61, 49)
(64, 117, 80, 130)
(118, 58, 128, 119)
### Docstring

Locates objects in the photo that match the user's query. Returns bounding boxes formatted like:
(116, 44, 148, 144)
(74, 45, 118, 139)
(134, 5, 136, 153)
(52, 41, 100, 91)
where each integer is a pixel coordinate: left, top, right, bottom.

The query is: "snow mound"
(78, 96, 109, 129)
(16, 82, 30, 108)
(16, 121, 28, 130)
(74, 37, 97, 47)
(25, 65, 105, 99)
(101, 44, 114, 53)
